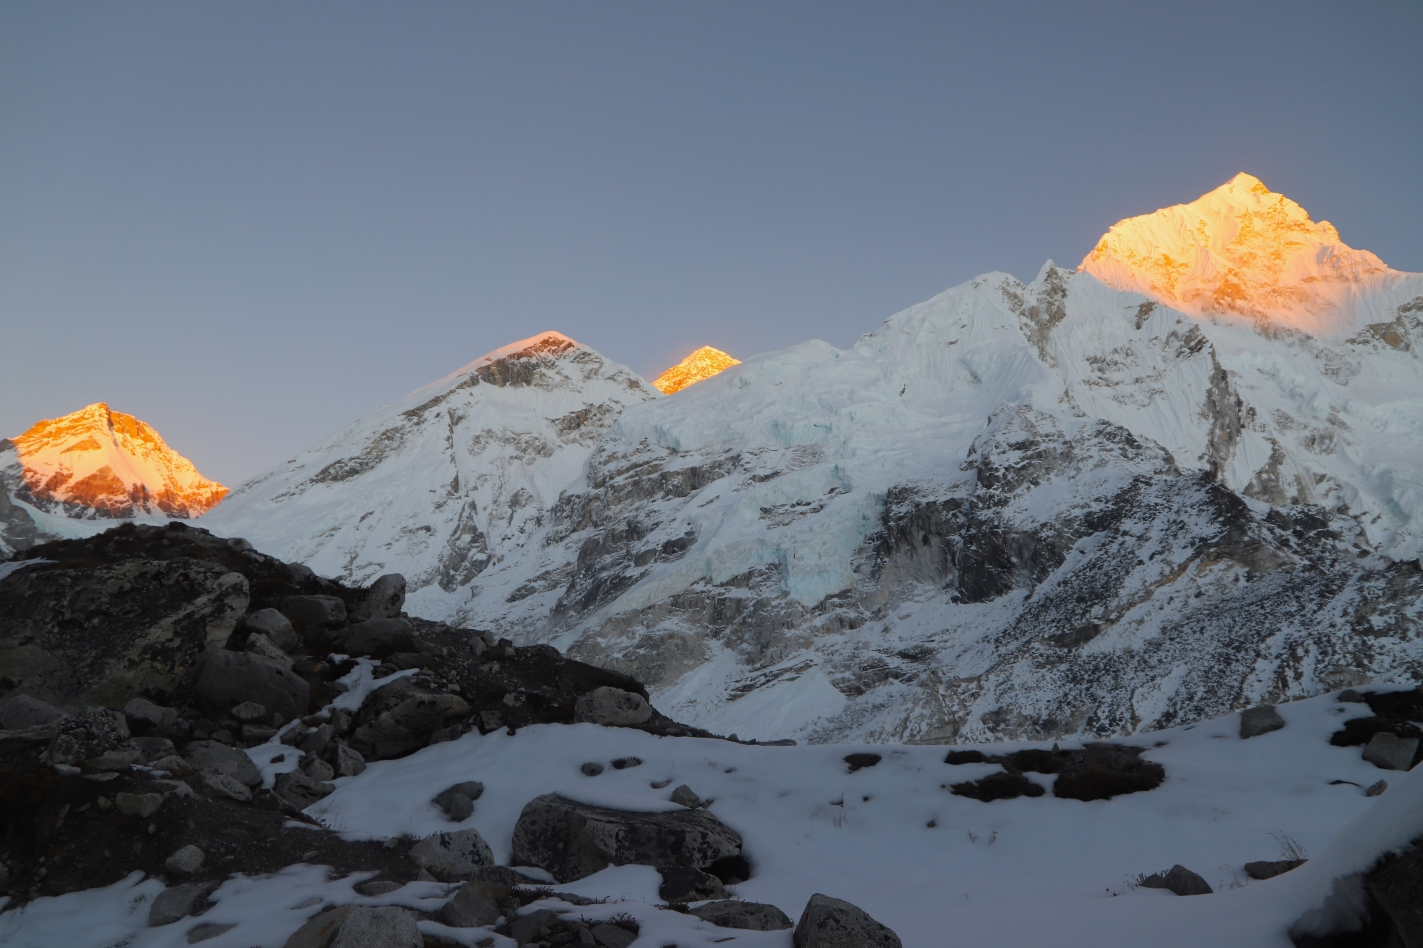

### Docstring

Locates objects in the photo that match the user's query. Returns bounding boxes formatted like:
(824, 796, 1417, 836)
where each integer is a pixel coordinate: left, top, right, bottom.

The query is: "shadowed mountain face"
(90, 180, 1423, 743)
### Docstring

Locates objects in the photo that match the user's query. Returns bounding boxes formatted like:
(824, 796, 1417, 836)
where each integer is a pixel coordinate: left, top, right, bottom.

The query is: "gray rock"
(183, 740, 262, 787)
(44, 706, 139, 772)
(336, 619, 414, 659)
(279, 595, 347, 630)
(349, 676, 470, 760)
(407, 828, 495, 881)
(165, 844, 205, 876)
(1367, 779, 1388, 797)
(439, 879, 508, 927)
(590, 923, 636, 948)
(301, 723, 335, 757)
(201, 772, 252, 802)
(511, 793, 743, 883)
(354, 880, 403, 896)
(194, 650, 310, 722)
(274, 770, 335, 809)
(1141, 865, 1213, 896)
(509, 909, 561, 947)
(149, 754, 194, 775)
(302, 756, 336, 782)
(1338, 689, 1367, 703)
(1363, 731, 1419, 771)
(581, 762, 605, 777)
(659, 865, 726, 903)
(349, 574, 406, 623)
(0, 559, 246, 710)
(433, 781, 484, 821)
(245, 632, 293, 666)
(331, 742, 366, 778)
(573, 686, 652, 727)
(148, 881, 218, 927)
(1240, 705, 1286, 739)
(329, 905, 422, 948)
(244, 608, 299, 652)
(116, 791, 163, 818)
(690, 900, 794, 931)
(0, 693, 64, 729)
(124, 698, 190, 741)
(793, 893, 901, 948)
(134, 736, 177, 763)
(185, 922, 237, 943)
(283, 905, 356, 948)
(1244, 859, 1305, 880)
(671, 784, 702, 808)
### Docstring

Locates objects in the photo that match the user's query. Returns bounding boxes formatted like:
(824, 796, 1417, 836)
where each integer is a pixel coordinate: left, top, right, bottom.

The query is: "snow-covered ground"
(3, 689, 1418, 948)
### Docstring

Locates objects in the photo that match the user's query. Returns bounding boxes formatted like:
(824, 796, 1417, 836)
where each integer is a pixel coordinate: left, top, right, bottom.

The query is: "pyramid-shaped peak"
(1080, 173, 1394, 335)
(653, 346, 741, 394)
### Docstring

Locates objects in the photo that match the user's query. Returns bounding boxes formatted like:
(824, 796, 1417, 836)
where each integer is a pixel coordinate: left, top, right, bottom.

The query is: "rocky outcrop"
(0, 557, 247, 709)
(794, 894, 901, 948)
(510, 793, 744, 883)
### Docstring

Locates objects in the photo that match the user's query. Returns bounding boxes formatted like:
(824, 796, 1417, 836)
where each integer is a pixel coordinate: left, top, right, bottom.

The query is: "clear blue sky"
(2, 1, 1420, 485)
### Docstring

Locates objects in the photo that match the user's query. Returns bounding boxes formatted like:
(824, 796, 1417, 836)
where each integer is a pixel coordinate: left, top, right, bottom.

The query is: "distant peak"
(653, 346, 741, 394)
(1080, 173, 1394, 335)
(9, 404, 226, 518)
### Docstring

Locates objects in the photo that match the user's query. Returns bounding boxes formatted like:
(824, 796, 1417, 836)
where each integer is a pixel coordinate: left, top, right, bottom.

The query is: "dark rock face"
(194, 649, 310, 722)
(0, 694, 64, 730)
(949, 770, 1045, 802)
(336, 619, 414, 659)
(844, 753, 882, 772)
(44, 706, 139, 772)
(278, 595, 348, 631)
(349, 677, 471, 760)
(0, 558, 247, 709)
(944, 743, 1164, 802)
(182, 740, 262, 788)
(1245, 859, 1306, 880)
(510, 793, 744, 883)
(439, 879, 507, 927)
(793, 893, 901, 948)
(659, 865, 726, 903)
(1240, 705, 1286, 739)
(690, 900, 793, 931)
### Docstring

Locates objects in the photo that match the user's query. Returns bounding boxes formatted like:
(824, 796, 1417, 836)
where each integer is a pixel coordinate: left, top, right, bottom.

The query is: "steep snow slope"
(1, 403, 226, 519)
(1080, 172, 1423, 336)
(203, 332, 658, 594)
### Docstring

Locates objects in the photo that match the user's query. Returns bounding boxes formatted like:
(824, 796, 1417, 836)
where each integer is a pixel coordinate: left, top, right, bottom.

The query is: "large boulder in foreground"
(0, 558, 247, 709)
(511, 793, 743, 883)
(194, 649, 309, 722)
(794, 894, 902, 948)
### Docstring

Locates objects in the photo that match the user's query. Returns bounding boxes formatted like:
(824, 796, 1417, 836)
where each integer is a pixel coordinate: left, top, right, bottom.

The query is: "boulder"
(407, 828, 495, 882)
(573, 686, 652, 727)
(336, 619, 414, 659)
(302, 756, 336, 782)
(511, 793, 743, 883)
(349, 677, 470, 760)
(194, 649, 310, 722)
(122, 698, 188, 740)
(148, 881, 218, 927)
(433, 781, 484, 821)
(1368, 836, 1423, 946)
(301, 724, 335, 757)
(581, 762, 605, 777)
(509, 909, 562, 947)
(229, 701, 268, 722)
(182, 740, 262, 787)
(690, 900, 794, 931)
(245, 632, 293, 666)
(164, 844, 205, 876)
(133, 735, 177, 763)
(590, 923, 636, 948)
(278, 595, 347, 630)
(793, 894, 901, 948)
(349, 574, 406, 623)
(844, 753, 882, 773)
(149, 754, 193, 775)
(671, 785, 703, 808)
(115, 791, 163, 818)
(1240, 705, 1286, 739)
(1362, 731, 1419, 771)
(1244, 859, 1305, 880)
(243, 608, 299, 652)
(201, 772, 252, 802)
(0, 693, 64, 729)
(329, 905, 422, 948)
(187, 923, 237, 943)
(274, 770, 335, 809)
(284, 906, 357, 948)
(1367, 779, 1389, 797)
(0, 558, 247, 709)
(1141, 864, 1213, 896)
(330, 742, 367, 778)
(659, 866, 727, 903)
(44, 706, 139, 772)
(439, 879, 508, 927)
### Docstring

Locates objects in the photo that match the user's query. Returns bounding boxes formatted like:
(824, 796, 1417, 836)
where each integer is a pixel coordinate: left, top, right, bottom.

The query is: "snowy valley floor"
(3, 688, 1421, 948)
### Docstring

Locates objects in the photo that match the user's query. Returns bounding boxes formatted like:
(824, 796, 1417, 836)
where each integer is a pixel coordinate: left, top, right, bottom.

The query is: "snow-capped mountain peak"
(1, 402, 226, 519)
(1080, 172, 1415, 336)
(652, 346, 741, 394)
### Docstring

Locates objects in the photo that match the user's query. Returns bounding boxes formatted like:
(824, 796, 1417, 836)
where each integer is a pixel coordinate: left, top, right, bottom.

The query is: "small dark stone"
(611, 757, 642, 770)
(580, 762, 604, 777)
(950, 771, 1045, 802)
(844, 753, 882, 773)
(1244, 859, 1305, 880)
(944, 750, 987, 765)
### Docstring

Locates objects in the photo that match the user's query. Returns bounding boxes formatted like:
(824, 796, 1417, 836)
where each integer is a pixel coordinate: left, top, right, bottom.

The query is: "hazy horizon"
(3, 2, 1420, 485)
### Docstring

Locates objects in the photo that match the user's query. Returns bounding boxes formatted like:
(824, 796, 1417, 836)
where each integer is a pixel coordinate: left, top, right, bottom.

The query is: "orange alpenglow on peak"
(652, 346, 741, 394)
(6, 403, 227, 518)
(1079, 172, 1397, 336)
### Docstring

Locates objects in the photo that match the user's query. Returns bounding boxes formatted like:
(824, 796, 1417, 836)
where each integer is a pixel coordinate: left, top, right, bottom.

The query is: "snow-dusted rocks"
(688, 899, 793, 931)
(574, 685, 652, 726)
(43, 707, 138, 773)
(406, 827, 495, 882)
(510, 793, 744, 883)
(1363, 732, 1420, 772)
